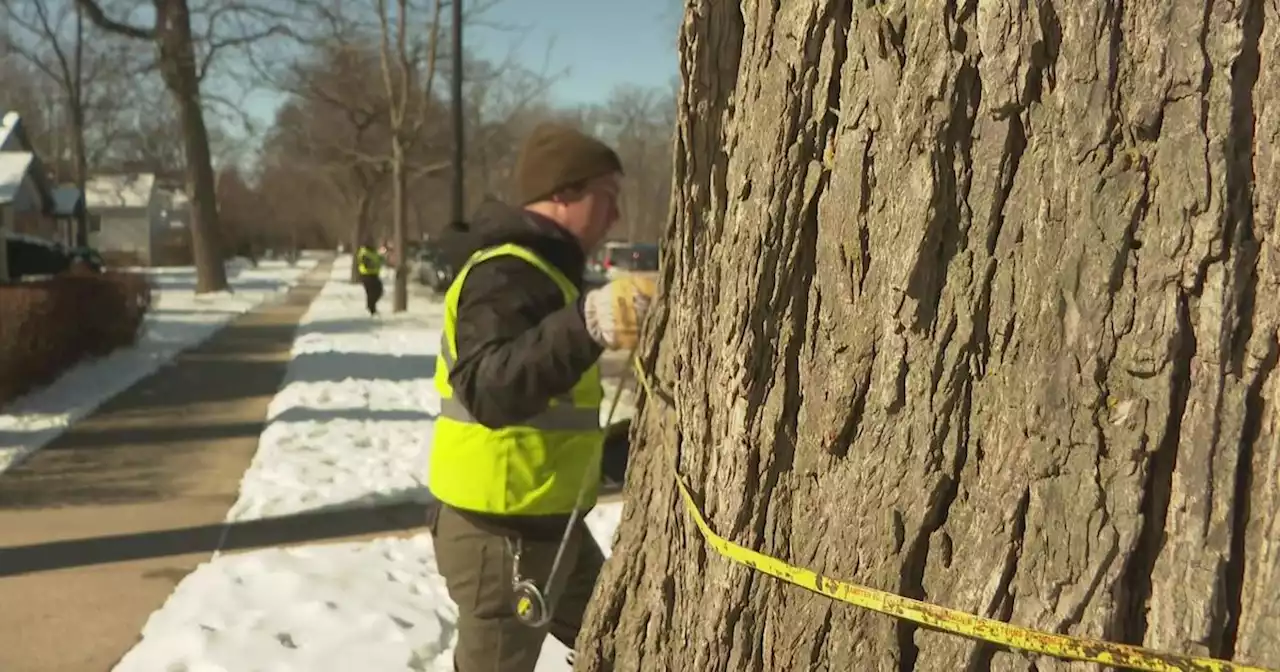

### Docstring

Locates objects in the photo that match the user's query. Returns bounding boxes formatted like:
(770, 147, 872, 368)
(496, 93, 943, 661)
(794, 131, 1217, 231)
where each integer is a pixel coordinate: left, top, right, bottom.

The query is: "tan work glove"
(583, 274, 657, 350)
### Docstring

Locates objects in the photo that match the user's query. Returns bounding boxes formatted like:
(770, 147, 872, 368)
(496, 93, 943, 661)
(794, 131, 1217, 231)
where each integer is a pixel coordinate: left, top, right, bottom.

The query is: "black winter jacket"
(440, 198, 605, 538)
(447, 199, 604, 426)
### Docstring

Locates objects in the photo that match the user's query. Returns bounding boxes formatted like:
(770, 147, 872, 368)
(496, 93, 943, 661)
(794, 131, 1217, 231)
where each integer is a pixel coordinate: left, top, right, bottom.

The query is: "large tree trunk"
(578, 2, 1279, 671)
(158, 0, 227, 292)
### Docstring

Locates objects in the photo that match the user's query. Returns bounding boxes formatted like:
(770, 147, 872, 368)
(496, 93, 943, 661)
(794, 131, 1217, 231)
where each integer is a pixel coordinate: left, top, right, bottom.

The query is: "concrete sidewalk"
(0, 261, 334, 672)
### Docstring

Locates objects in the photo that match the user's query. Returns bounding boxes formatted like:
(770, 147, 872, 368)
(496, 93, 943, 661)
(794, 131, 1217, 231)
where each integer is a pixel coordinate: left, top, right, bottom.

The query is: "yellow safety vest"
(357, 248, 382, 275)
(429, 243, 604, 515)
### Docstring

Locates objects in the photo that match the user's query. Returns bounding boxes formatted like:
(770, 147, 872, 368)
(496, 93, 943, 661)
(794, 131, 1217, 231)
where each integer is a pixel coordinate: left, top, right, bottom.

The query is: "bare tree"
(214, 164, 264, 261)
(105, 93, 218, 177)
(251, 0, 563, 284)
(0, 0, 148, 244)
(579, 1, 1280, 671)
(261, 35, 395, 281)
(0, 56, 54, 142)
(463, 50, 562, 204)
(266, 0, 496, 288)
(254, 156, 337, 250)
(374, 0, 452, 311)
(0, 0, 91, 193)
(595, 84, 675, 244)
(73, 0, 286, 292)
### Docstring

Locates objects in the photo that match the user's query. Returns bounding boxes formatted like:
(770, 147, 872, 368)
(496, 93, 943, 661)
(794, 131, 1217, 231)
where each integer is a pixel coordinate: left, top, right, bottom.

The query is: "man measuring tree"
(427, 122, 656, 671)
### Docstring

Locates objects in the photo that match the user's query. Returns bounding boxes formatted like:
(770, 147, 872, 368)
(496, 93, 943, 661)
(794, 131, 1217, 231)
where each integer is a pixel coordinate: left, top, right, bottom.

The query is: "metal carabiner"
(507, 537, 551, 628)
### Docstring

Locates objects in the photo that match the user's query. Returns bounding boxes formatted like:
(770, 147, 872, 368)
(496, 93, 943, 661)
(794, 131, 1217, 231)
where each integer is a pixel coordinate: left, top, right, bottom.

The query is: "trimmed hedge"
(0, 268, 152, 406)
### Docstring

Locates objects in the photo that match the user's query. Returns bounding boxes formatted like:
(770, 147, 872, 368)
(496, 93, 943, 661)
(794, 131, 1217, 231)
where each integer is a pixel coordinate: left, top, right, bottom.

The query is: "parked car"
(68, 246, 105, 272)
(589, 242, 658, 282)
(3, 234, 102, 280)
(587, 241, 623, 278)
(412, 245, 453, 293)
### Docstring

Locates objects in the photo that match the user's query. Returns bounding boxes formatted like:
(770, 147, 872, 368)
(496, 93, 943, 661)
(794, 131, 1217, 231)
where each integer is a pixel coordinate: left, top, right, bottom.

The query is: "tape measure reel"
(507, 357, 636, 632)
(513, 579, 550, 627)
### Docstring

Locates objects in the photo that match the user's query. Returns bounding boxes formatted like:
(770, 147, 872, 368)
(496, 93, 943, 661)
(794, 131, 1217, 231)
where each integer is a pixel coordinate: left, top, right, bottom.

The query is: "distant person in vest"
(355, 243, 384, 316)
(428, 122, 656, 671)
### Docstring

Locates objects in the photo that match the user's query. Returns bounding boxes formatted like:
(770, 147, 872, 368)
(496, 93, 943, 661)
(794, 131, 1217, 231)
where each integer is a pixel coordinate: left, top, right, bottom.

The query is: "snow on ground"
(229, 260, 639, 521)
(0, 256, 320, 474)
(114, 256, 631, 672)
(225, 259, 443, 521)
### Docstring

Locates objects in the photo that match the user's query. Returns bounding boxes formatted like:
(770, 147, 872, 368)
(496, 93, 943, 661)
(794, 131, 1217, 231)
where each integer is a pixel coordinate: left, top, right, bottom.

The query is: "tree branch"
(271, 101, 393, 175)
(194, 1, 294, 82)
(73, 0, 84, 127)
(198, 24, 288, 80)
(375, 0, 399, 127)
(286, 65, 389, 130)
(0, 0, 72, 85)
(405, 0, 442, 139)
(409, 158, 450, 178)
(73, 0, 154, 39)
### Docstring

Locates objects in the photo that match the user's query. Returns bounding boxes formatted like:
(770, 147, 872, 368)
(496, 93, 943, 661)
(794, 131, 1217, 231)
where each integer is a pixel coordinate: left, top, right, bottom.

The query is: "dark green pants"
(432, 505, 605, 672)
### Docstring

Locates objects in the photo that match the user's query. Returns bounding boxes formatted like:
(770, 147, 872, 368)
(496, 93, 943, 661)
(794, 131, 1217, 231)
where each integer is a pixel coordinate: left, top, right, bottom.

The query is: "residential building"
(85, 173, 190, 266)
(52, 186, 86, 245)
(0, 113, 57, 235)
(0, 112, 59, 281)
(152, 185, 192, 265)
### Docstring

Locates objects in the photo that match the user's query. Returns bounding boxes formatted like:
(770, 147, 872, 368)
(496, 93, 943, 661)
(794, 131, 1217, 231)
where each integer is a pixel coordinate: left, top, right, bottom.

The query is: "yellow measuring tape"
(629, 359, 1274, 672)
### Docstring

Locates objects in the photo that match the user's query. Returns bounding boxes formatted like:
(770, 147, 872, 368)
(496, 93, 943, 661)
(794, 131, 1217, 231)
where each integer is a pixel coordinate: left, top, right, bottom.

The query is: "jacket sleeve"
(447, 256, 604, 428)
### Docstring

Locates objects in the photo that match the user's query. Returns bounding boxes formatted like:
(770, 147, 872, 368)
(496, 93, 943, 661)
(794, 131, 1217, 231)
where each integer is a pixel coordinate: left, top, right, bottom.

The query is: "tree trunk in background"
(350, 190, 374, 283)
(157, 0, 227, 292)
(71, 101, 89, 247)
(578, 1, 1279, 670)
(392, 137, 408, 312)
(72, 1, 89, 248)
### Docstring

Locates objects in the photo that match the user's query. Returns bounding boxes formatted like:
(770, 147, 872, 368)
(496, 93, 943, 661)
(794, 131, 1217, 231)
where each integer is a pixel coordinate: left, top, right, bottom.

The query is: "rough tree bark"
(578, 1, 1279, 671)
(157, 0, 227, 292)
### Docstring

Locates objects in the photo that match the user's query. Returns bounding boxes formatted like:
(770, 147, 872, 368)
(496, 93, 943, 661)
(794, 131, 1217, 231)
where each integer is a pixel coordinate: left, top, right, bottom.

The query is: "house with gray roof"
(0, 112, 59, 281)
(85, 172, 189, 266)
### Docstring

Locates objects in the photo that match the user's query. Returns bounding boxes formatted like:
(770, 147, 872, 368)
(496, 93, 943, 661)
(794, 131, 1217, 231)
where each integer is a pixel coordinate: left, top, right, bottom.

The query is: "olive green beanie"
(514, 122, 624, 205)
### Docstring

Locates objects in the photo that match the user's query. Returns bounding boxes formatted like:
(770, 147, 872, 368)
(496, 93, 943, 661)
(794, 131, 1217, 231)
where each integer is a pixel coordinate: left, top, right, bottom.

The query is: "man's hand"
(583, 274, 657, 350)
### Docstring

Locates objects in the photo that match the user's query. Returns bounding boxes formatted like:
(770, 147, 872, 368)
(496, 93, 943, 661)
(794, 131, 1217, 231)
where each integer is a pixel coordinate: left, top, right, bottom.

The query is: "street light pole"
(450, 0, 465, 229)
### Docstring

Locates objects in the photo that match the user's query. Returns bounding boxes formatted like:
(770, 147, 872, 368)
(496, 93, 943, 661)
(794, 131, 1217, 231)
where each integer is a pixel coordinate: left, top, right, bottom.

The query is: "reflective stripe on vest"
(427, 243, 603, 515)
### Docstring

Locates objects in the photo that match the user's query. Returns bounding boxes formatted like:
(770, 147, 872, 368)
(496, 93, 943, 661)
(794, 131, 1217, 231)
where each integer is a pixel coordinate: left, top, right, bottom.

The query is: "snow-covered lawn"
(0, 256, 321, 474)
(226, 260, 443, 521)
(113, 256, 631, 672)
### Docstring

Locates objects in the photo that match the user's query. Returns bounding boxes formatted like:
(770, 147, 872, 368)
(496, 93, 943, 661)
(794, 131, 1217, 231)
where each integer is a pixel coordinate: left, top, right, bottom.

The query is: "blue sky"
(234, 0, 681, 135)
(473, 0, 682, 104)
